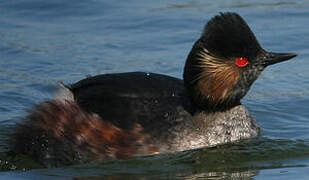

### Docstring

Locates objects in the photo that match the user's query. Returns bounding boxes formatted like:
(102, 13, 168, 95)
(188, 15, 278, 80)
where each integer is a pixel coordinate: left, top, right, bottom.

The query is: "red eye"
(235, 57, 249, 67)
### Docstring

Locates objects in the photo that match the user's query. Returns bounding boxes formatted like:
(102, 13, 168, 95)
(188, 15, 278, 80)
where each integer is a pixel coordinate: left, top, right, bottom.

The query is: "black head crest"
(184, 12, 296, 111)
(201, 12, 262, 60)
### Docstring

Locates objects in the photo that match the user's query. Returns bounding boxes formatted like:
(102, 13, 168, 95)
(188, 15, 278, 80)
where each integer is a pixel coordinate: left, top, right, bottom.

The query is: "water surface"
(1, 0, 309, 179)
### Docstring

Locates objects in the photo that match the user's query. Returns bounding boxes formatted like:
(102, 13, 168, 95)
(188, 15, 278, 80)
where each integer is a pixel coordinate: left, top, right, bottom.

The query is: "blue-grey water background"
(0, 0, 309, 179)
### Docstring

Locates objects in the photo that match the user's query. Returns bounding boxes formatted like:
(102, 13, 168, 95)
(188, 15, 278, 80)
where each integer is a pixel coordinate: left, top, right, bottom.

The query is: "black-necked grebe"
(12, 12, 297, 167)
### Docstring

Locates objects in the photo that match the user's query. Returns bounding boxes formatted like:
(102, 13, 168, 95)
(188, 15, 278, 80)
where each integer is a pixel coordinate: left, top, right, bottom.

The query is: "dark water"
(1, 0, 309, 179)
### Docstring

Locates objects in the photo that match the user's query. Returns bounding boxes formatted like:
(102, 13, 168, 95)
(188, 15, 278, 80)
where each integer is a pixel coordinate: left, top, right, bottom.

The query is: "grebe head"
(183, 12, 297, 111)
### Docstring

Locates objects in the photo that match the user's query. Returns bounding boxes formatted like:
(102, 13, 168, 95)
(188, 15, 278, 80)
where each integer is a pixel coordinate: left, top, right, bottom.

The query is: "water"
(1, 0, 309, 179)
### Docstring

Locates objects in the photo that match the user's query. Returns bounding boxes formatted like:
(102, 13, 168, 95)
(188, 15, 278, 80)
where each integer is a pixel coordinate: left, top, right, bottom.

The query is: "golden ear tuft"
(193, 47, 241, 104)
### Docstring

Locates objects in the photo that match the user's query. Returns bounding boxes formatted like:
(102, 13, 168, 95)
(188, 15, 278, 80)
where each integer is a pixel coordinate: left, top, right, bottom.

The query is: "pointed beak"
(262, 52, 297, 66)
